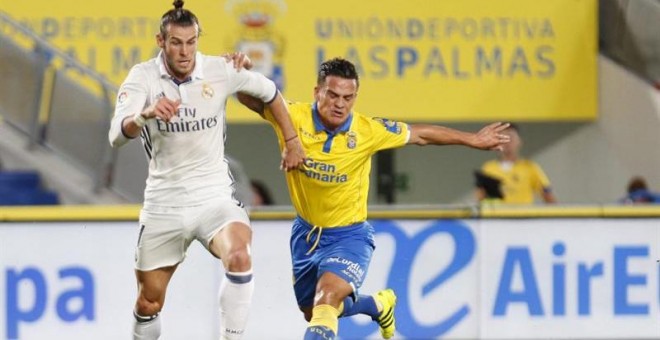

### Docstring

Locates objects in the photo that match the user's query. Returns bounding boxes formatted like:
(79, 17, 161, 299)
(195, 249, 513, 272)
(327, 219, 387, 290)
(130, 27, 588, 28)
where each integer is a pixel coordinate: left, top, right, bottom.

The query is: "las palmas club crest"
(225, 0, 287, 91)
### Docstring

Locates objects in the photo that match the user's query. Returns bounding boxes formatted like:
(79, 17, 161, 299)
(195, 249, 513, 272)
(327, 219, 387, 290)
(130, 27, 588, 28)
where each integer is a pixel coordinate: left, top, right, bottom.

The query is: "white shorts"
(134, 198, 250, 271)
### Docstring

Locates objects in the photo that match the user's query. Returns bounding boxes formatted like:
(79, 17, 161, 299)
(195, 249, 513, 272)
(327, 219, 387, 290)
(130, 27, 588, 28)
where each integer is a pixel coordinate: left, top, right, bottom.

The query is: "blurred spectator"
(475, 123, 557, 204)
(251, 180, 274, 206)
(620, 176, 660, 204)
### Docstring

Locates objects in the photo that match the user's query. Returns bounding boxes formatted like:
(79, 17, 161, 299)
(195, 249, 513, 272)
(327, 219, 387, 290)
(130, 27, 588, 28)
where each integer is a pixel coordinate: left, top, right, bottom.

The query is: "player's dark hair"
(317, 58, 359, 88)
(160, 0, 201, 38)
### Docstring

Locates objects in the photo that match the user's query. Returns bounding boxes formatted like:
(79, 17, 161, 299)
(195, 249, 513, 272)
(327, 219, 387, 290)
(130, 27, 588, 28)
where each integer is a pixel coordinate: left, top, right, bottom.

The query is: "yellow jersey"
(481, 159, 552, 204)
(263, 102, 410, 227)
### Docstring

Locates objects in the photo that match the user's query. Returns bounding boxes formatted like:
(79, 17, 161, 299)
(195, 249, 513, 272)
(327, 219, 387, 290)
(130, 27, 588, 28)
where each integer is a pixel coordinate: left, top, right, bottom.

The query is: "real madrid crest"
(347, 131, 357, 149)
(202, 83, 214, 99)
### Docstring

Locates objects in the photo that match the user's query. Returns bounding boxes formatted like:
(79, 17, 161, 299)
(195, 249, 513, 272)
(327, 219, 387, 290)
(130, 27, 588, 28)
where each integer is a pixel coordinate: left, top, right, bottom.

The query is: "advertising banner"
(1, 218, 657, 339)
(1, 0, 597, 122)
(0, 223, 223, 339)
(479, 219, 660, 339)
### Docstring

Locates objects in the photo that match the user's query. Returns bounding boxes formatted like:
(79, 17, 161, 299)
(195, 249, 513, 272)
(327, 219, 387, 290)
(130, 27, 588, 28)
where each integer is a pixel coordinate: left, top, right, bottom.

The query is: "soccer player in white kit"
(107, 1, 305, 339)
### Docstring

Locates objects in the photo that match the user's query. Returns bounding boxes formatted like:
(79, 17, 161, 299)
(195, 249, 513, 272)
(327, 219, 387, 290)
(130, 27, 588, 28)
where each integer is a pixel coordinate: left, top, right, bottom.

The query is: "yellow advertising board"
(1, 0, 597, 122)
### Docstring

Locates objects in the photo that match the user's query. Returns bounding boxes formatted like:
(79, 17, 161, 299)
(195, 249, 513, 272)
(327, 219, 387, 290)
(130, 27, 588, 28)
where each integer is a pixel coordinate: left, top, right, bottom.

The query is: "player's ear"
(156, 34, 165, 49)
(313, 85, 320, 101)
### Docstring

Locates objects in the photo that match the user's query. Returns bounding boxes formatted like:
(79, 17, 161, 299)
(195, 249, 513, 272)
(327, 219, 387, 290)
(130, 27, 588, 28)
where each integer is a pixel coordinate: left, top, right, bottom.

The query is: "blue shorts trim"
(290, 216, 375, 308)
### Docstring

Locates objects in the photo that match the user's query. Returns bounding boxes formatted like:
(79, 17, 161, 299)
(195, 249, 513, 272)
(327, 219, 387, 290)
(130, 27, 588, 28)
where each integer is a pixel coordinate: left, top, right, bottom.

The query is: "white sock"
(133, 311, 161, 340)
(219, 270, 254, 340)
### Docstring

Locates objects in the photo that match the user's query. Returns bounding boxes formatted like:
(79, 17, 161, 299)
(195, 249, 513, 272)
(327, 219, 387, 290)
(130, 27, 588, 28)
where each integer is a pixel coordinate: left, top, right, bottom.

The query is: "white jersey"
(109, 51, 277, 207)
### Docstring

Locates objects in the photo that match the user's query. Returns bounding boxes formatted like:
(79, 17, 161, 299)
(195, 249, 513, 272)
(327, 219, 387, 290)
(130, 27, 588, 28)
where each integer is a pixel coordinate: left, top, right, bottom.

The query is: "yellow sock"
(308, 304, 340, 335)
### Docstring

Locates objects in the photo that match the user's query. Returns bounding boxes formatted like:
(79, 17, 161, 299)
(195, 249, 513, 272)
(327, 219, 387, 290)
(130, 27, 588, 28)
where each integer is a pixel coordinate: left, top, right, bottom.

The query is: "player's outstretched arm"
(266, 93, 306, 171)
(408, 122, 511, 151)
(225, 51, 305, 170)
(224, 52, 265, 114)
(236, 93, 265, 115)
(236, 91, 305, 171)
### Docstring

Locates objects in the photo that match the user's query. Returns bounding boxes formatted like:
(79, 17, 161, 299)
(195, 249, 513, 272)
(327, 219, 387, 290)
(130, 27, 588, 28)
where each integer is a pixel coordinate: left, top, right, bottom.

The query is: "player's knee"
(135, 295, 163, 316)
(313, 285, 344, 306)
(224, 247, 252, 272)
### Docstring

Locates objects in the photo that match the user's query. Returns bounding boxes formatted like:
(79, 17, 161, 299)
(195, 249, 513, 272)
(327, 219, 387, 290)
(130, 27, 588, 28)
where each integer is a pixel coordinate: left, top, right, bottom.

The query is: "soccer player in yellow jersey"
(476, 124, 557, 204)
(235, 57, 510, 340)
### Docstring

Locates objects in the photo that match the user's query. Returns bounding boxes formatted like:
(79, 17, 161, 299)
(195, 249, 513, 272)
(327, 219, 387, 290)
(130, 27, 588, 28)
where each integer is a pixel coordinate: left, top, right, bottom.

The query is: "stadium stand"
(0, 170, 59, 205)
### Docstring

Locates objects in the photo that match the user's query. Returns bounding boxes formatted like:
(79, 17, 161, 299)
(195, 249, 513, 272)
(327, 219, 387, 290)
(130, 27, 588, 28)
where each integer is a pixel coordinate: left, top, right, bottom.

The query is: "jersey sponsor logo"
(178, 107, 197, 118)
(155, 107, 217, 133)
(373, 117, 402, 134)
(156, 116, 218, 133)
(301, 158, 348, 183)
(300, 128, 323, 141)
